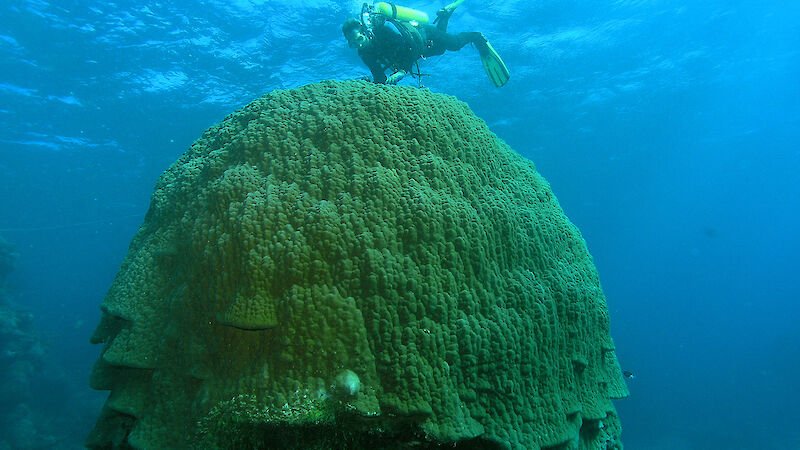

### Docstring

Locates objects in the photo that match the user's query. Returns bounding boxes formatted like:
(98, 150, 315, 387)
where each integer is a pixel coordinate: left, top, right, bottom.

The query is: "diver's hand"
(386, 70, 406, 85)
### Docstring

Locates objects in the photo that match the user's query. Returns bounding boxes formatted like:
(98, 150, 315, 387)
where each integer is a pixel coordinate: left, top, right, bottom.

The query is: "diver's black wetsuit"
(357, 14, 482, 84)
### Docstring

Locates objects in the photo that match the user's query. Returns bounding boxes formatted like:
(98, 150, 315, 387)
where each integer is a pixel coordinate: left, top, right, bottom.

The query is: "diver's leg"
(435, 11, 451, 31)
(422, 28, 484, 56)
(446, 31, 483, 51)
(434, 0, 465, 31)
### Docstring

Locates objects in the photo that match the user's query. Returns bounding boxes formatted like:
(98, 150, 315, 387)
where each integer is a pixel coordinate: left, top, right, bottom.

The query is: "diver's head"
(342, 18, 369, 49)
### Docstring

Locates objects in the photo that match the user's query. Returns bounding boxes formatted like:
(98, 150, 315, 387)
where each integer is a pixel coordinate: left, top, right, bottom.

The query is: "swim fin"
(476, 37, 510, 88)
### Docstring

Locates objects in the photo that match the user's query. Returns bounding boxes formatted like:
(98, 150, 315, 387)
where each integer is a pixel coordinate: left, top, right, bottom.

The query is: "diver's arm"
(359, 51, 387, 84)
(371, 67, 388, 84)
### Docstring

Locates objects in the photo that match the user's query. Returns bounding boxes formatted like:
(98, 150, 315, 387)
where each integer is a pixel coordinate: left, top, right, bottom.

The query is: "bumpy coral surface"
(88, 80, 628, 449)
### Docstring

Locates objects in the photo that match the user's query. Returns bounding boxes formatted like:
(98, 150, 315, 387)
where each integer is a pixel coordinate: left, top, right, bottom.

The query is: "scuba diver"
(342, 1, 510, 87)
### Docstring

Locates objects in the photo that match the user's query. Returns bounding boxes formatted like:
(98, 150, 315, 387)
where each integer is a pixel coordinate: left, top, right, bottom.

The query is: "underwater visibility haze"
(0, 0, 798, 449)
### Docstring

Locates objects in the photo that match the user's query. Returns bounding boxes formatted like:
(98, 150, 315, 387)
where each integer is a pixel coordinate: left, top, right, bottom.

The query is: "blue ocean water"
(1, 0, 798, 448)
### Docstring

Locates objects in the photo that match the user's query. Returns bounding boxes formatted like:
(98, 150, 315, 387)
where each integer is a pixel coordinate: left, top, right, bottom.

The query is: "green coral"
(194, 391, 502, 450)
(87, 80, 628, 449)
(194, 392, 334, 449)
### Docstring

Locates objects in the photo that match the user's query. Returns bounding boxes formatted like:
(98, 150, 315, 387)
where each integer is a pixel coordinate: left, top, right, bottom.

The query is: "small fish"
(623, 370, 635, 379)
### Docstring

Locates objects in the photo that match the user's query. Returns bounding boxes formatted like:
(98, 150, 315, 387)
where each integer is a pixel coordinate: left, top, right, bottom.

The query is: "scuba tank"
(360, 2, 429, 31)
(374, 2, 429, 25)
(359, 2, 428, 52)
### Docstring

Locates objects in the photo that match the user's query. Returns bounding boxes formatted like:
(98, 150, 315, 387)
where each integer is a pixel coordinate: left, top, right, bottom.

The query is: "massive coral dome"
(87, 80, 628, 449)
